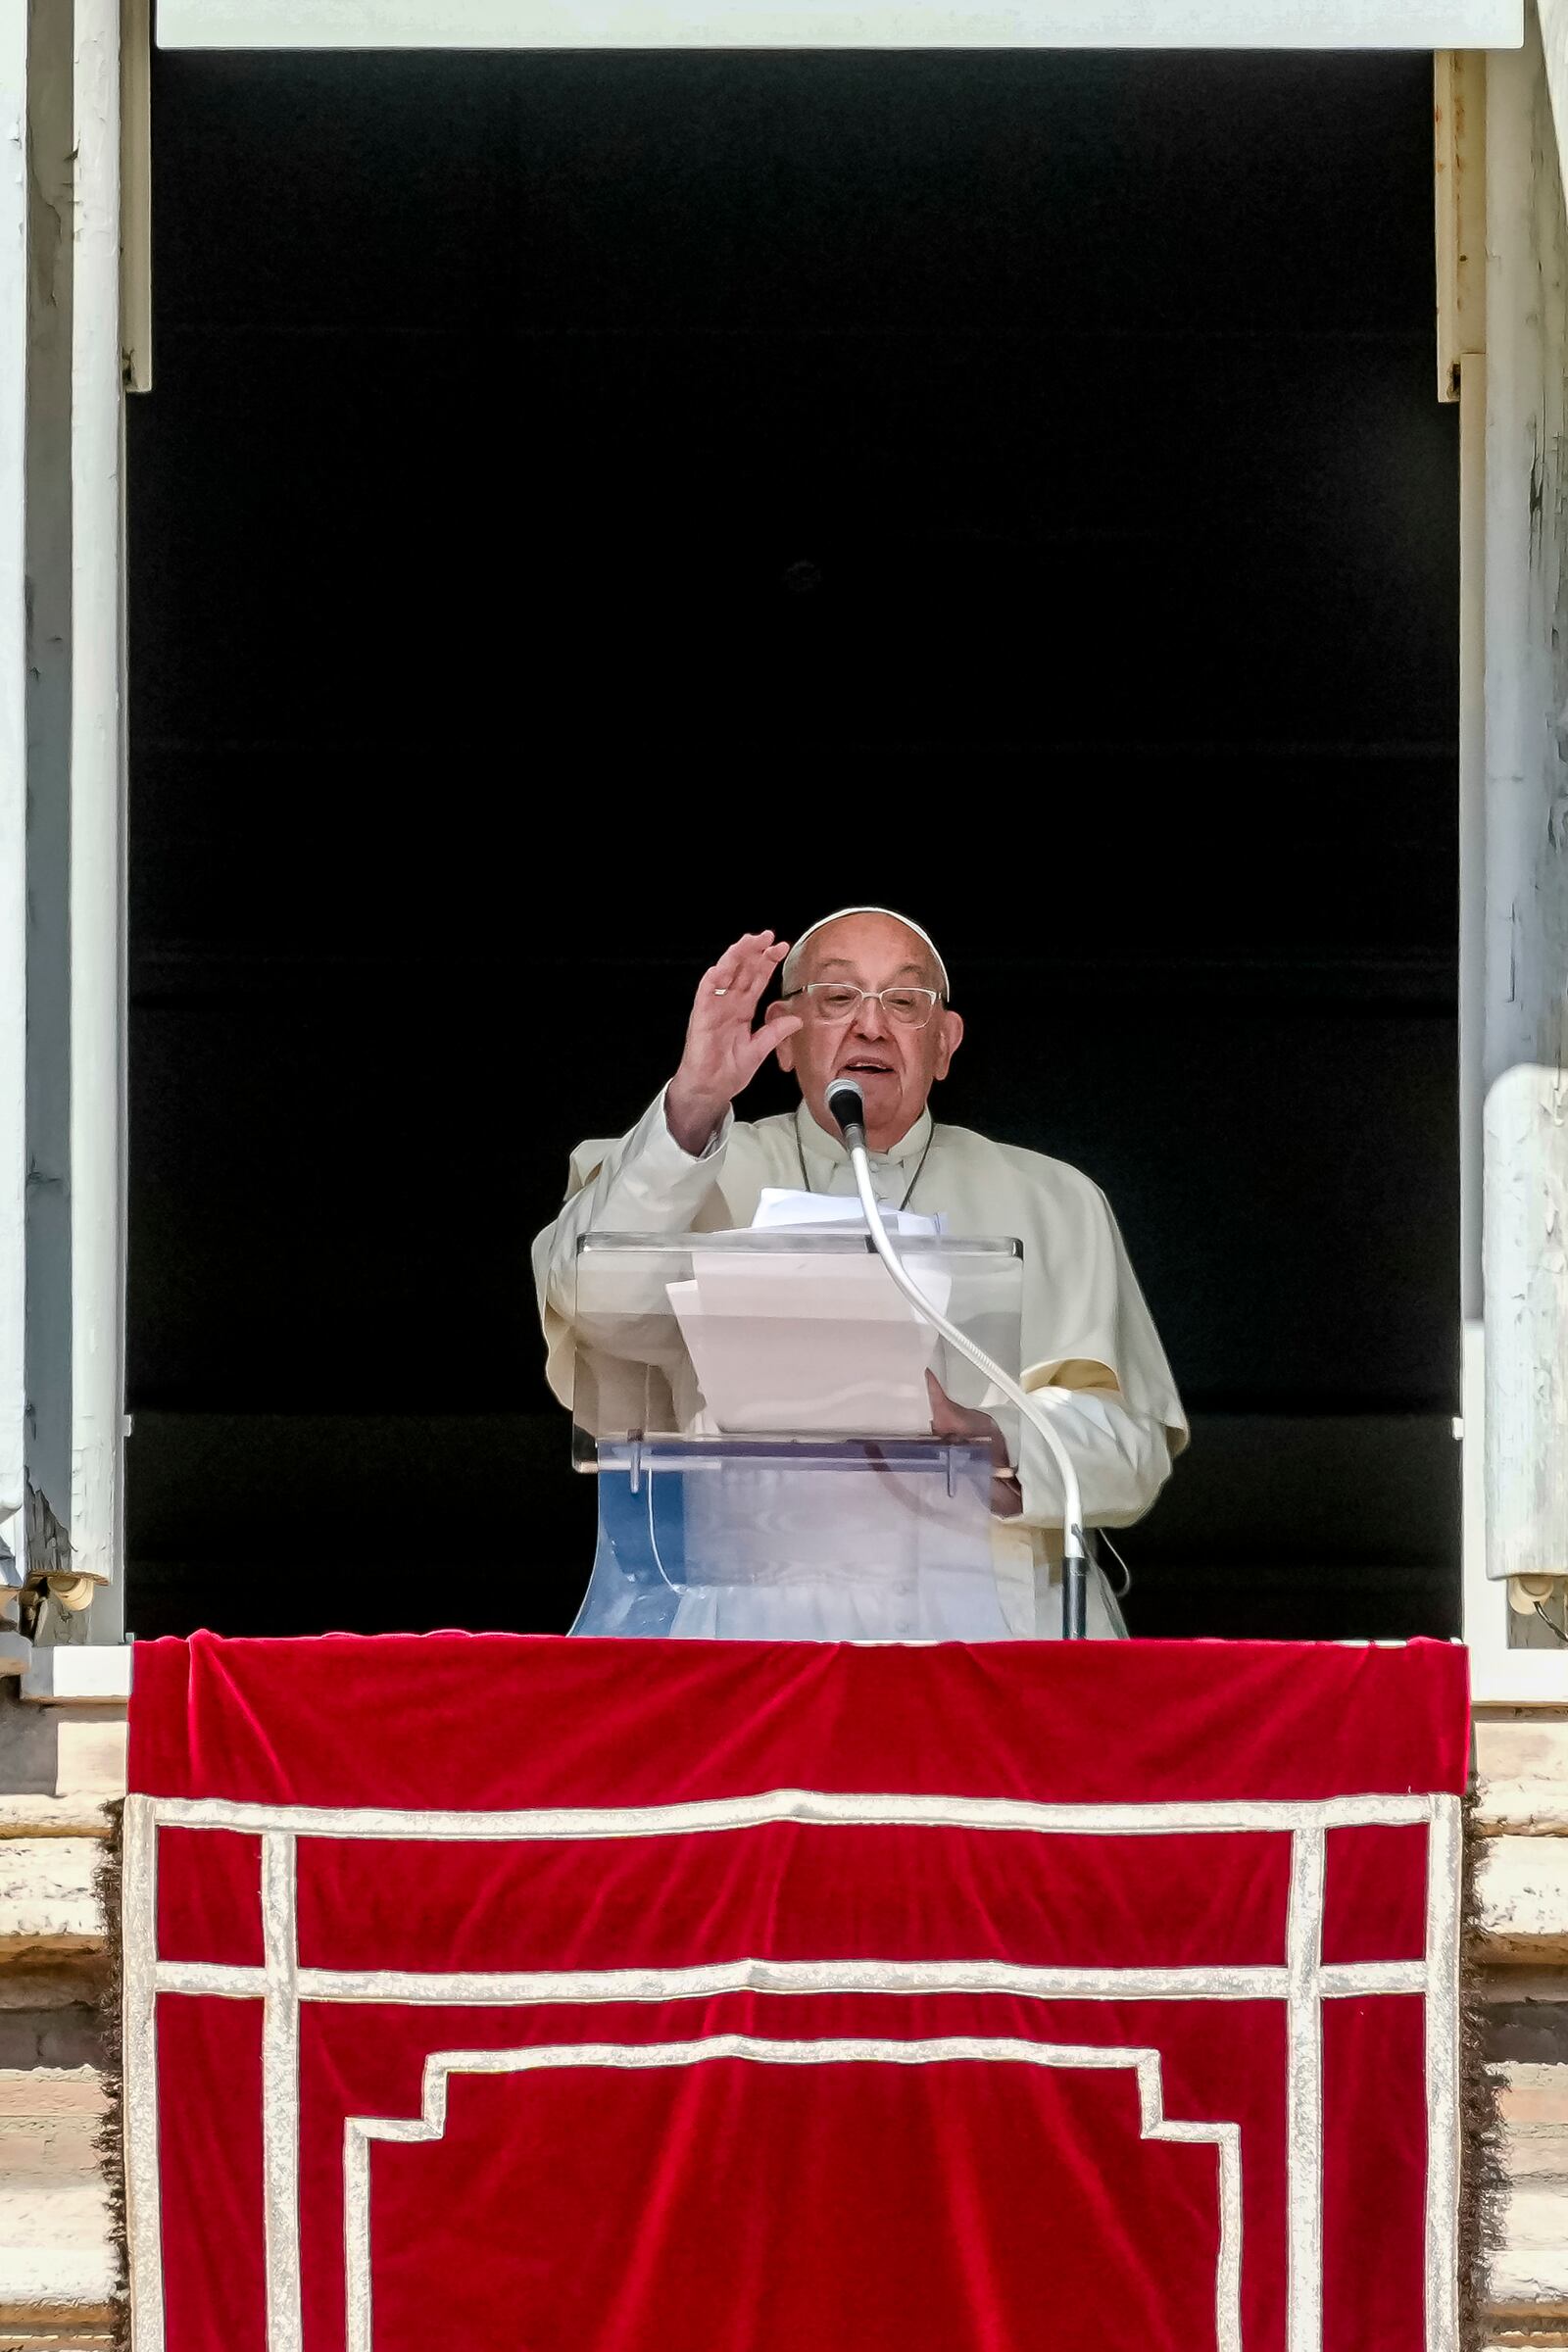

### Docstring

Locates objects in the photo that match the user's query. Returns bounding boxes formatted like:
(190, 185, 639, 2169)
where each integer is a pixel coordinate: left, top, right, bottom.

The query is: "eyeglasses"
(781, 983, 944, 1029)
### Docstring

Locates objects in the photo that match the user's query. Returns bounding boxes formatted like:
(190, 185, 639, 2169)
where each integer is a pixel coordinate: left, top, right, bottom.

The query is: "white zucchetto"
(781, 907, 951, 999)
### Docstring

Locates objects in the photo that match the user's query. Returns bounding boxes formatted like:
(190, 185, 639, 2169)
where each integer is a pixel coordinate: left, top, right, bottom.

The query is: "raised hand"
(665, 932, 805, 1155)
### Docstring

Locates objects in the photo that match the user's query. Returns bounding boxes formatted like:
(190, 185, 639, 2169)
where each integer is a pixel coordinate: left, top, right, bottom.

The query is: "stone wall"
(0, 1664, 122, 2350)
(1476, 1714, 1568, 2347)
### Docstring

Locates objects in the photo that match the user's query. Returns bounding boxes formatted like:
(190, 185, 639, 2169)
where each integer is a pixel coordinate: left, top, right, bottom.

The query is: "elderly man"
(534, 910, 1186, 1637)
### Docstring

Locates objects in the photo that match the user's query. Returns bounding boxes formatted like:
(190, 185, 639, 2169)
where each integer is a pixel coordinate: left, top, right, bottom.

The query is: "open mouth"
(840, 1057, 896, 1077)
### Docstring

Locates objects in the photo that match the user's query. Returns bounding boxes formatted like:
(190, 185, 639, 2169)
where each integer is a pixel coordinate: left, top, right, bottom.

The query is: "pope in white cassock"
(533, 909, 1188, 1639)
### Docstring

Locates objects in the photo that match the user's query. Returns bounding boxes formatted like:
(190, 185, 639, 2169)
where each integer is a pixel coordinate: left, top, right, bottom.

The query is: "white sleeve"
(534, 1086, 733, 1323)
(1012, 1386, 1175, 1531)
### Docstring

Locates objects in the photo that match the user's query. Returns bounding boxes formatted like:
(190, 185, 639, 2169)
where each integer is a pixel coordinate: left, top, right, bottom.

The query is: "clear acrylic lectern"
(566, 1230, 1026, 1640)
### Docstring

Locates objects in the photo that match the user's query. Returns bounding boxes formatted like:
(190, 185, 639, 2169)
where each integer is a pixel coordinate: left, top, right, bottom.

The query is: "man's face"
(766, 912, 963, 1152)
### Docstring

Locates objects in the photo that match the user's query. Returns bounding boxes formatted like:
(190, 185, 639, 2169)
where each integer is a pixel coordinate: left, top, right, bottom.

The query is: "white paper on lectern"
(666, 1249, 953, 1433)
(751, 1188, 945, 1237)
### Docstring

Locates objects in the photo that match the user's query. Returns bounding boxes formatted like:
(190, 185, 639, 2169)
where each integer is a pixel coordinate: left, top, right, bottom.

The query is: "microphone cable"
(827, 1079, 1092, 1639)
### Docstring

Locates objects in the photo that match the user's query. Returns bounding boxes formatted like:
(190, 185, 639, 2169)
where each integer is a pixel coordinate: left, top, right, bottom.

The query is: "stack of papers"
(751, 1187, 945, 1239)
(666, 1241, 952, 1435)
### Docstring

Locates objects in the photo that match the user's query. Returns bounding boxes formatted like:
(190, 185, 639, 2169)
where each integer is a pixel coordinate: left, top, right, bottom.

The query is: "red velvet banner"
(124, 1635, 1470, 2352)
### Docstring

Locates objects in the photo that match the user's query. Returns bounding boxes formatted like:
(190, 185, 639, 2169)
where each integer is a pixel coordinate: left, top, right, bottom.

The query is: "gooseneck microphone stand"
(830, 1081, 1090, 1641)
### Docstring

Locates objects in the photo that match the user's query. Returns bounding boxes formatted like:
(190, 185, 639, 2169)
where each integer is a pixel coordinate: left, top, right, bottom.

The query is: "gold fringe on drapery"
(95, 1795, 128, 2352)
(1460, 1781, 1508, 2352)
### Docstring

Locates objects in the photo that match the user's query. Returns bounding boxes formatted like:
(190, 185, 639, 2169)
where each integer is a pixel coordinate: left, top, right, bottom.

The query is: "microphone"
(825, 1077, 866, 1152)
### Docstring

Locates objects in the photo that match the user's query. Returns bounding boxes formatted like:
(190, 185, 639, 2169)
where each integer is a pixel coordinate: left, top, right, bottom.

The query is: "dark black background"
(125, 46, 1459, 1638)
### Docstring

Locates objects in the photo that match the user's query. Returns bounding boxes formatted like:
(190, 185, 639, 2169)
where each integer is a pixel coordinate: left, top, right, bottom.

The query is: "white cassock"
(533, 1088, 1188, 1640)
